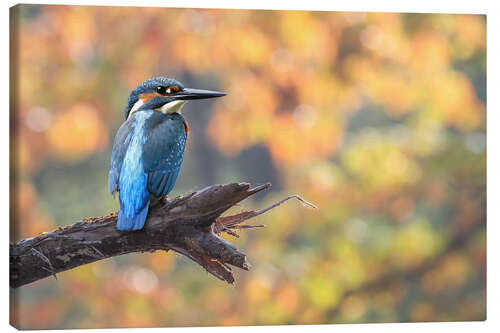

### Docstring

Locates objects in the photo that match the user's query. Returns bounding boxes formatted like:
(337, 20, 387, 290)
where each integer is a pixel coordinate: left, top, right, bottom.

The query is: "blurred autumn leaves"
(10, 5, 485, 329)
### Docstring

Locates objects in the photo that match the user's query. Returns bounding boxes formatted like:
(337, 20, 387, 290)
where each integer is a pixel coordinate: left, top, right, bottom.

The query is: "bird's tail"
(117, 200, 150, 231)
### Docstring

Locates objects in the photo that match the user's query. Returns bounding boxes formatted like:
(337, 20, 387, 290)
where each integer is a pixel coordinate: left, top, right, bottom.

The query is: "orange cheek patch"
(139, 92, 162, 104)
(183, 120, 189, 135)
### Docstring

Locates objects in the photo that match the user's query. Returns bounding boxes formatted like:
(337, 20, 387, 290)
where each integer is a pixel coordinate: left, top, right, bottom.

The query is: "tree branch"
(10, 182, 314, 288)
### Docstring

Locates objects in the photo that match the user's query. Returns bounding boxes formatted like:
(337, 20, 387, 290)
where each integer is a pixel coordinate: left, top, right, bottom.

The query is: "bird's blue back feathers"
(116, 112, 150, 230)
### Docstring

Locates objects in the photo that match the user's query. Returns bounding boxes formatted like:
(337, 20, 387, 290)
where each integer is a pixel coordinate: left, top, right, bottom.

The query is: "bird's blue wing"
(142, 112, 187, 197)
(147, 169, 181, 197)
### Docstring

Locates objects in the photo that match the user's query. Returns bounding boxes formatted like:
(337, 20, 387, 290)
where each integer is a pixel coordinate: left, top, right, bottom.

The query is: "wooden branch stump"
(10, 182, 316, 288)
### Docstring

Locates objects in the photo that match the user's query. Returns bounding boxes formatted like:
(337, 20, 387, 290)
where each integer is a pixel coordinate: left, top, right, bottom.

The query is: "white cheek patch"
(159, 100, 187, 114)
(128, 99, 144, 118)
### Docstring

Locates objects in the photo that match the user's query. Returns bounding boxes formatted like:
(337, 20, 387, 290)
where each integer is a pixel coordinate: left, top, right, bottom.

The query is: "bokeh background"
(10, 5, 486, 329)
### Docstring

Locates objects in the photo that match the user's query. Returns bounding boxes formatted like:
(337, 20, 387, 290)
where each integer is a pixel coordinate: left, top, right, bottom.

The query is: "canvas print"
(10, 4, 486, 329)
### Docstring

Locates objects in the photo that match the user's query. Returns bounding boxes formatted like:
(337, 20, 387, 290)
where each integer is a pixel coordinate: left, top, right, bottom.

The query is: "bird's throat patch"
(158, 100, 187, 114)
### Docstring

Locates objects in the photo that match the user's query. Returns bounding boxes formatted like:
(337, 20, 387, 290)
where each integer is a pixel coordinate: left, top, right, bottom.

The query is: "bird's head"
(124, 77, 226, 119)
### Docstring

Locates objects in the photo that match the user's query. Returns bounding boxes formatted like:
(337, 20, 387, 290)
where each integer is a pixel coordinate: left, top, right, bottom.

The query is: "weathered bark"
(10, 182, 316, 289)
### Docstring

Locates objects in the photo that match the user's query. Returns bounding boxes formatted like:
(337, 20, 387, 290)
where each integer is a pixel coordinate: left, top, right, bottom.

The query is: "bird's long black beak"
(175, 88, 226, 100)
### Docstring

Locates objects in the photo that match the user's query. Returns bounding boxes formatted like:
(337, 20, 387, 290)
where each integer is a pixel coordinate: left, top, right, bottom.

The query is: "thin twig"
(215, 194, 318, 236)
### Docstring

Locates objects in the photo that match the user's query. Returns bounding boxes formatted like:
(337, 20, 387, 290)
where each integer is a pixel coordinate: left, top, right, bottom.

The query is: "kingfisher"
(108, 77, 225, 231)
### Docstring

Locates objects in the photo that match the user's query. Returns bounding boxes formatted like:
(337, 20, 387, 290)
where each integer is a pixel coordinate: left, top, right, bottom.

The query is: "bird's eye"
(156, 86, 167, 95)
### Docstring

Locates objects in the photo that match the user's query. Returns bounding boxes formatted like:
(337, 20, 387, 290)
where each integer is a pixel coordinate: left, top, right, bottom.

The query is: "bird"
(108, 77, 225, 231)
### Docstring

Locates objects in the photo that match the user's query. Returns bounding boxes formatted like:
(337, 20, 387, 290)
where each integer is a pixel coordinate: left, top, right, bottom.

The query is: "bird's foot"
(160, 195, 169, 204)
(150, 195, 168, 208)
